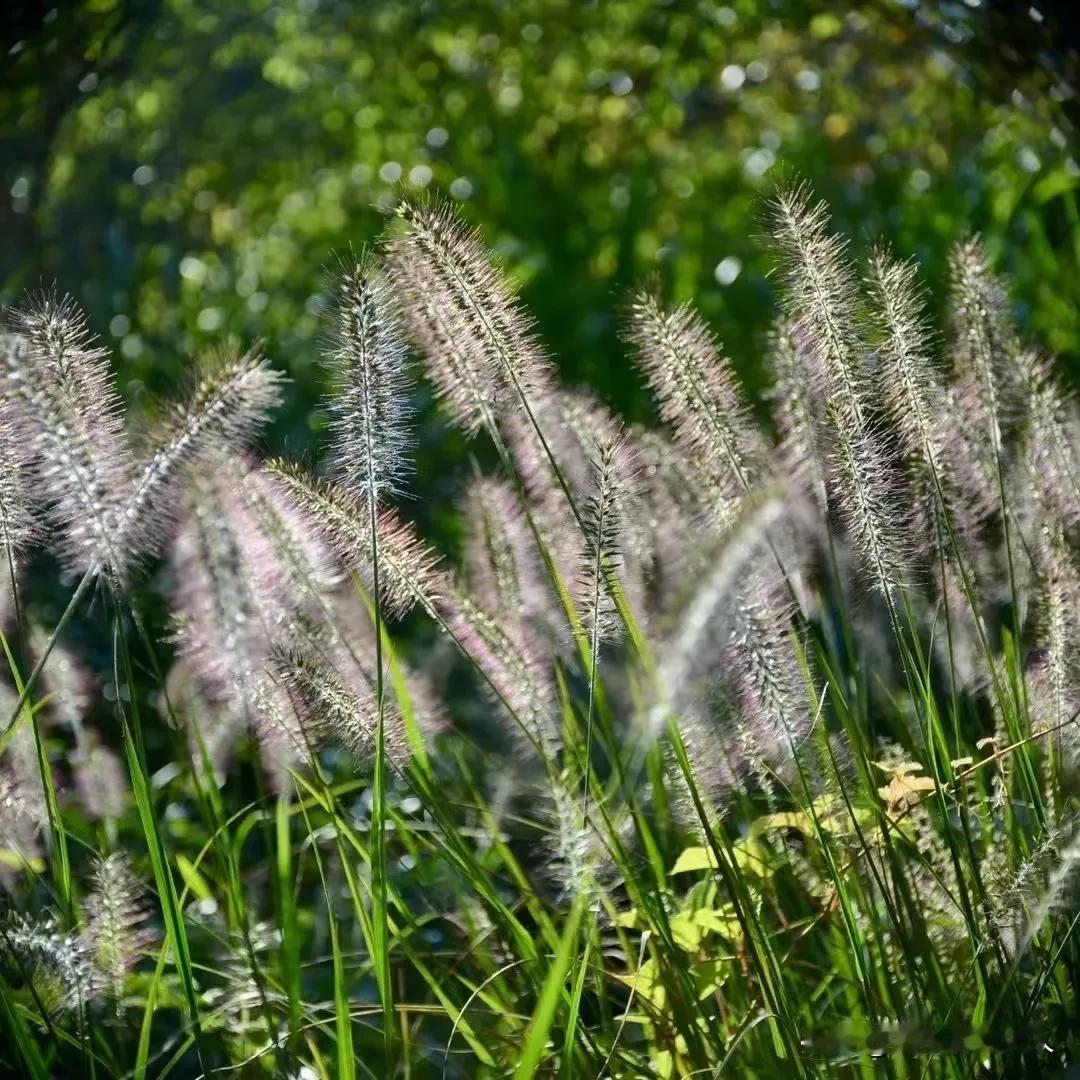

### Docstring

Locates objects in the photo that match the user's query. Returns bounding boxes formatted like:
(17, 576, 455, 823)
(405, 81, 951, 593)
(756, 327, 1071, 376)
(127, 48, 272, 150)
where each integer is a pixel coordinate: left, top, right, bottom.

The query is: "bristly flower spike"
(503, 387, 650, 618)
(239, 465, 343, 611)
(1029, 523, 1080, 766)
(829, 410, 911, 593)
(650, 489, 815, 811)
(770, 184, 867, 427)
(462, 475, 554, 633)
(727, 562, 811, 758)
(947, 237, 1019, 450)
(265, 461, 444, 619)
(386, 199, 553, 436)
(170, 460, 341, 779)
(625, 289, 768, 525)
(0, 912, 96, 1018)
(867, 250, 944, 471)
(1024, 356, 1080, 532)
(323, 253, 413, 503)
(441, 591, 559, 758)
(1, 299, 284, 585)
(82, 853, 154, 1010)
(74, 734, 129, 821)
(117, 345, 285, 566)
(579, 430, 642, 648)
(267, 646, 410, 768)
(770, 186, 911, 592)
(868, 247, 997, 550)
(170, 469, 271, 739)
(645, 488, 791, 741)
(1, 292, 134, 581)
(766, 318, 829, 512)
(0, 376, 38, 562)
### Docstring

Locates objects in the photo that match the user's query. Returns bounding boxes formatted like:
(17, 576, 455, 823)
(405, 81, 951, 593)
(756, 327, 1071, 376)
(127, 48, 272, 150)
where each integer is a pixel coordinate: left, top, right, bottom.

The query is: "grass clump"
(0, 186, 1078, 1078)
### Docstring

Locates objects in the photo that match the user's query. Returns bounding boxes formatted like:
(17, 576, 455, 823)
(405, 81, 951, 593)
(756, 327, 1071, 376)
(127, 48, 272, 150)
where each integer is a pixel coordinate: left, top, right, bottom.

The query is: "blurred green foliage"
(3, 0, 1078, 458)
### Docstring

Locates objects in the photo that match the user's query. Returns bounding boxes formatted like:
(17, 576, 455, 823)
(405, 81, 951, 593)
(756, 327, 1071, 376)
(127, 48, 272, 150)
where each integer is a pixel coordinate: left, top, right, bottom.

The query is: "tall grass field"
(0, 185, 1079, 1077)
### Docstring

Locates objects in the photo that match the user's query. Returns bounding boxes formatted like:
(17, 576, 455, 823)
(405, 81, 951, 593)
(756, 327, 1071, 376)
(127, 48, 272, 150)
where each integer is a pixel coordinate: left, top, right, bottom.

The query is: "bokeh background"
(3, 0, 1079, 544)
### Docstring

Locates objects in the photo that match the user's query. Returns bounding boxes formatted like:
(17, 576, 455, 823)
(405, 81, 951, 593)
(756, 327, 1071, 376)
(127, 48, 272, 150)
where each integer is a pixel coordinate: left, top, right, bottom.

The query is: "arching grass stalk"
(366, 470, 394, 1069)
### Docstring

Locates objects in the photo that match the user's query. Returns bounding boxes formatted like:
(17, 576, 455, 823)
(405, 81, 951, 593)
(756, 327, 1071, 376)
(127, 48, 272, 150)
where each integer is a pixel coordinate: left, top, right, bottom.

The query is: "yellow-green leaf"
(671, 846, 718, 874)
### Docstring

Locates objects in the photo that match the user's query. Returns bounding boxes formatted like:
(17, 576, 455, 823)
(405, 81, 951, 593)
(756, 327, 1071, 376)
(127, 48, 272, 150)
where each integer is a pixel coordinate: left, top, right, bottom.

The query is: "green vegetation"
(2, 2, 1080, 1076)
(5, 0, 1079, 420)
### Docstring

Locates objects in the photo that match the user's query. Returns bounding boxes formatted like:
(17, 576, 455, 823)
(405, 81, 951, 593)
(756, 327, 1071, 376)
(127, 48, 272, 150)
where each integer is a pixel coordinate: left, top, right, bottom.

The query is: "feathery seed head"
(4, 705, 48, 829)
(171, 468, 270, 722)
(268, 646, 410, 768)
(644, 487, 792, 741)
(504, 389, 601, 507)
(0, 389, 38, 559)
(250, 671, 309, 783)
(866, 248, 942, 463)
(31, 630, 93, 732)
(265, 460, 444, 619)
(864, 248, 995, 550)
(632, 429, 711, 605)
(387, 199, 552, 435)
(0, 766, 43, 878)
(769, 185, 868, 425)
(988, 818, 1078, 955)
(239, 464, 343, 606)
(1029, 524, 1080, 753)
(1023, 357, 1080, 532)
(74, 736, 129, 821)
(940, 375, 1003, 534)
(504, 388, 649, 605)
(462, 475, 553, 629)
(316, 587, 447, 741)
(664, 557, 813, 816)
(947, 237, 1021, 442)
(770, 192, 912, 592)
(727, 564, 811, 750)
(116, 345, 285, 565)
(766, 318, 829, 512)
(578, 431, 646, 646)
(83, 853, 154, 1008)
(625, 289, 768, 514)
(170, 461, 346, 777)
(323, 254, 413, 502)
(2, 292, 134, 581)
(829, 410, 912, 593)
(442, 591, 559, 757)
(0, 912, 96, 1017)
(538, 781, 605, 906)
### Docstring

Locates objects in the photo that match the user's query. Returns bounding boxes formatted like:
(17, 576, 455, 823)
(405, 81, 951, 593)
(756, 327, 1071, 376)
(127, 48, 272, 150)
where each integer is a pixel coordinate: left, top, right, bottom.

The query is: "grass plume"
(3, 185, 1080, 1078)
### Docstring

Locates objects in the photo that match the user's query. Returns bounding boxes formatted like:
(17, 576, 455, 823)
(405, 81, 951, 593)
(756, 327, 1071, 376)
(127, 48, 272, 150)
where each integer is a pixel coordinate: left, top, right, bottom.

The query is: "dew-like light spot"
(449, 176, 474, 200)
(197, 307, 224, 331)
(714, 256, 742, 285)
(408, 164, 433, 187)
(909, 168, 931, 192)
(379, 161, 402, 183)
(179, 255, 206, 284)
(721, 64, 746, 91)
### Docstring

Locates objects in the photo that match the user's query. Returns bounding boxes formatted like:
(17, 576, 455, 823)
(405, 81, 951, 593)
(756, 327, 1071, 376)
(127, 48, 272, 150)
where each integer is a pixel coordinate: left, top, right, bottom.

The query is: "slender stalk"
(367, 481, 394, 1070)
